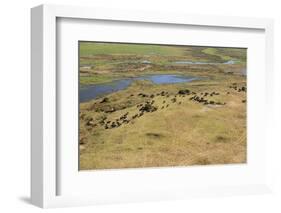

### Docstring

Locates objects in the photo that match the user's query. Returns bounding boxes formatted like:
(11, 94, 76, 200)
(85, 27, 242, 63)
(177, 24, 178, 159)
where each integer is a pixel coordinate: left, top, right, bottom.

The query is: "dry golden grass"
(79, 73, 246, 170)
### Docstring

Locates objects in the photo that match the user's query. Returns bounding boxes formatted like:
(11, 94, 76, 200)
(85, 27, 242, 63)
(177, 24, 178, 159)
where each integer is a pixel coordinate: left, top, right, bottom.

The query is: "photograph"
(79, 41, 247, 170)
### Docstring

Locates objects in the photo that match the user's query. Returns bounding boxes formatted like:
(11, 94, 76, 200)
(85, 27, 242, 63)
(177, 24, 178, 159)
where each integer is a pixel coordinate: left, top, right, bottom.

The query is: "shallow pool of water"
(80, 74, 198, 102)
(173, 60, 237, 65)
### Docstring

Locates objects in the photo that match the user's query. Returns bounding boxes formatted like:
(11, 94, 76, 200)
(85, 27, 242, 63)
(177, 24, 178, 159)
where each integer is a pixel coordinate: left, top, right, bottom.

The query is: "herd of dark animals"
(81, 83, 247, 134)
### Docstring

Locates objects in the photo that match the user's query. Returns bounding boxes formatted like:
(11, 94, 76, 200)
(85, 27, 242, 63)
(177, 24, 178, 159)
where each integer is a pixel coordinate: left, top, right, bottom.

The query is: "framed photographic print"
(31, 4, 274, 208)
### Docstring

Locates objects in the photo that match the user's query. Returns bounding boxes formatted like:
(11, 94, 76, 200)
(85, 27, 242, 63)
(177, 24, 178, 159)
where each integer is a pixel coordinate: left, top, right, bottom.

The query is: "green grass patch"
(80, 42, 186, 57)
(80, 75, 115, 85)
(202, 48, 232, 61)
(202, 47, 247, 64)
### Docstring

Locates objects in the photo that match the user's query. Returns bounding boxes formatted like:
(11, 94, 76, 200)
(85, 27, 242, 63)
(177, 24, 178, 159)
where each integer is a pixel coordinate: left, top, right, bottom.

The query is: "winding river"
(80, 74, 198, 102)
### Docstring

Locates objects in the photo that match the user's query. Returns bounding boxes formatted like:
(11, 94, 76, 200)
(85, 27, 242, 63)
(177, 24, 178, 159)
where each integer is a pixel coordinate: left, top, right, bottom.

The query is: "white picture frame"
(31, 4, 274, 208)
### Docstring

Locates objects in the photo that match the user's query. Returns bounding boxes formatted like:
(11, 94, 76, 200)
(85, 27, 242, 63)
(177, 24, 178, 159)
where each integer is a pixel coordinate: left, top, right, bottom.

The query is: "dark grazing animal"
(139, 103, 157, 113)
(105, 107, 116, 113)
(171, 98, 177, 103)
(132, 114, 138, 119)
(178, 89, 190, 95)
(100, 97, 109, 103)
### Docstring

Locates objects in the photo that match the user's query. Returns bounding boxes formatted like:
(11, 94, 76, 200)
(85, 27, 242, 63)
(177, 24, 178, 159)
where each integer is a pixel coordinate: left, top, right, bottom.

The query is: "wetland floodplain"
(79, 42, 247, 170)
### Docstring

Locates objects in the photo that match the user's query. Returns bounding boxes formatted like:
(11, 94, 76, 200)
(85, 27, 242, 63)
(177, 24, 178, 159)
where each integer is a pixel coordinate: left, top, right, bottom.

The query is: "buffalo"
(178, 89, 190, 95)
